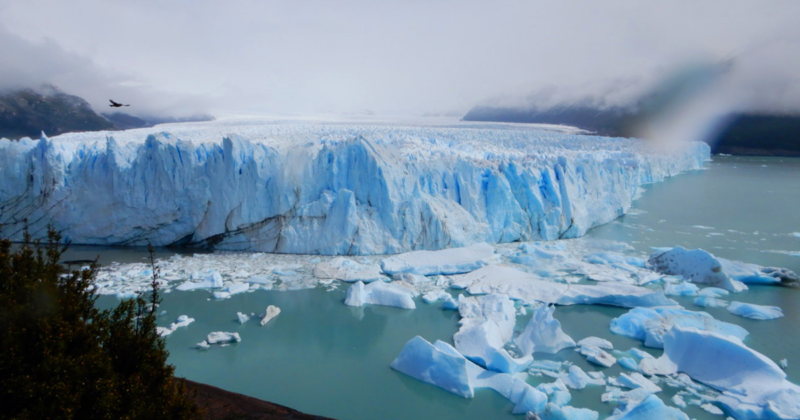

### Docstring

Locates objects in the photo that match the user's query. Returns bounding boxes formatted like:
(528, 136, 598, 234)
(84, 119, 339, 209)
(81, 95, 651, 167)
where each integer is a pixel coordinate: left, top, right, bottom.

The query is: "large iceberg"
(452, 265, 675, 308)
(610, 306, 748, 348)
(639, 326, 800, 420)
(0, 120, 707, 255)
(647, 247, 798, 291)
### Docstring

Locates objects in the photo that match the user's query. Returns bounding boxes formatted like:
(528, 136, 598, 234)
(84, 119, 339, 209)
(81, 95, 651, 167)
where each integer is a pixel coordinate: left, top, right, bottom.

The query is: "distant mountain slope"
(0, 85, 115, 139)
(0, 85, 214, 139)
(463, 105, 800, 156)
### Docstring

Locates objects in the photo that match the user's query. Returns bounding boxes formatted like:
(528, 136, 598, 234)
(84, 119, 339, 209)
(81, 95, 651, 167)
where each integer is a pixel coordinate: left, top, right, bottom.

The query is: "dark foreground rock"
(182, 379, 337, 420)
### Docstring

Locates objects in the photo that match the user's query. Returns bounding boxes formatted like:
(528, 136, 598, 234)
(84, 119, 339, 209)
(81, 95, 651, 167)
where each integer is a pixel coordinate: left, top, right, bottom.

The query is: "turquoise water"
(86, 156, 800, 420)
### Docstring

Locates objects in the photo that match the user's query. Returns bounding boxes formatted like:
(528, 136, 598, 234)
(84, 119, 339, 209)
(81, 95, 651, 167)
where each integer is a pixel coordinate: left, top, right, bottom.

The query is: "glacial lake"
(85, 155, 799, 420)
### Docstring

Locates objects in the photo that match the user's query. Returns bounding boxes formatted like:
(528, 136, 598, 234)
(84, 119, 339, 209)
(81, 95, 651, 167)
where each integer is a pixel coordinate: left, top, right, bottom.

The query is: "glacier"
(0, 119, 708, 255)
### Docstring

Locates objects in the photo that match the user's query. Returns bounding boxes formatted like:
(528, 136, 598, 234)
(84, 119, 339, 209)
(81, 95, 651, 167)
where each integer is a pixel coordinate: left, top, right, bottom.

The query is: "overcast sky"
(1, 0, 799, 118)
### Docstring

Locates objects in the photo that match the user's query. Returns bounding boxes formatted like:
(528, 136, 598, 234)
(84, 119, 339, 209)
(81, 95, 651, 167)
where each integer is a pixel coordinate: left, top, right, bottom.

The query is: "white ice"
(205, 331, 241, 344)
(381, 243, 497, 276)
(610, 307, 748, 348)
(344, 280, 416, 309)
(261, 305, 281, 326)
(577, 336, 613, 350)
(313, 257, 385, 282)
(157, 314, 195, 337)
(639, 326, 800, 420)
(454, 294, 531, 373)
(514, 305, 576, 355)
(451, 265, 676, 308)
(647, 247, 747, 292)
(727, 301, 784, 320)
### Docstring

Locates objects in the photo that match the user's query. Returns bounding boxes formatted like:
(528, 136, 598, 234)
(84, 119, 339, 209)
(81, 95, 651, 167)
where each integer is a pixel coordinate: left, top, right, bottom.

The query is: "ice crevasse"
(0, 121, 708, 254)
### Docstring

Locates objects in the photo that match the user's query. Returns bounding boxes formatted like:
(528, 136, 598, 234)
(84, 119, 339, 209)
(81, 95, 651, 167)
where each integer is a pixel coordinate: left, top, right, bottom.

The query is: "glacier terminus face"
(0, 119, 709, 254)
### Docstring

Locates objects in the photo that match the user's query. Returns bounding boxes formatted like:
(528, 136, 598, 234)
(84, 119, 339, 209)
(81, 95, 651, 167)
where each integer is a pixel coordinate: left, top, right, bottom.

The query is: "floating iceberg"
(260, 305, 281, 325)
(391, 337, 547, 415)
(610, 307, 748, 348)
(576, 336, 613, 350)
(515, 305, 576, 355)
(577, 345, 616, 367)
(454, 294, 531, 373)
(452, 265, 675, 308)
(647, 247, 747, 292)
(381, 243, 497, 276)
(606, 392, 689, 420)
(727, 301, 784, 320)
(0, 121, 707, 255)
(390, 336, 474, 398)
(205, 331, 241, 344)
(175, 270, 224, 290)
(157, 314, 195, 337)
(344, 281, 416, 309)
(639, 326, 800, 420)
(313, 257, 385, 282)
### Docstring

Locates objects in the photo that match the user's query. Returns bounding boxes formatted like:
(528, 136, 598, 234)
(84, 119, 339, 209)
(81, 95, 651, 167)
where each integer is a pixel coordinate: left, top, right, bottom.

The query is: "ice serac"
(0, 121, 708, 255)
(639, 326, 800, 420)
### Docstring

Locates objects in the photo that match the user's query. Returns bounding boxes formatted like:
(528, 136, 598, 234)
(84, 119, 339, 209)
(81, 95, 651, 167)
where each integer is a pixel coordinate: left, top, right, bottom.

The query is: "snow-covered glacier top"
(0, 118, 708, 254)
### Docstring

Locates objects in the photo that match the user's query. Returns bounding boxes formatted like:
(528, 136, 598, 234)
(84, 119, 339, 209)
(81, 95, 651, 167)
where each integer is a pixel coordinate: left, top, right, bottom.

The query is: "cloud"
(1, 0, 799, 117)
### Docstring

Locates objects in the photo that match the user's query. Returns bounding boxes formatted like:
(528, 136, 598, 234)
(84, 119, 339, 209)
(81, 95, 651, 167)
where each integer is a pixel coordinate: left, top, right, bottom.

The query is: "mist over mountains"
(0, 85, 213, 139)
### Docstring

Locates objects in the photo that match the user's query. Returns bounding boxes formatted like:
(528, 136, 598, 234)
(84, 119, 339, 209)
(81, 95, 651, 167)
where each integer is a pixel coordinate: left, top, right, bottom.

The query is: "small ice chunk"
(541, 403, 599, 420)
(694, 296, 729, 308)
(196, 340, 210, 350)
(176, 269, 224, 290)
(618, 357, 639, 371)
(577, 345, 616, 367)
(701, 403, 724, 415)
(780, 359, 789, 369)
(606, 393, 688, 420)
(422, 289, 451, 304)
(672, 394, 687, 408)
(727, 301, 784, 320)
(261, 305, 281, 326)
(577, 336, 613, 350)
(237, 312, 250, 324)
(608, 373, 662, 394)
(206, 331, 241, 344)
(381, 243, 496, 276)
(627, 348, 654, 360)
(664, 282, 699, 296)
(515, 305, 576, 355)
(698, 287, 730, 298)
(344, 281, 416, 309)
(560, 365, 605, 389)
(158, 315, 195, 337)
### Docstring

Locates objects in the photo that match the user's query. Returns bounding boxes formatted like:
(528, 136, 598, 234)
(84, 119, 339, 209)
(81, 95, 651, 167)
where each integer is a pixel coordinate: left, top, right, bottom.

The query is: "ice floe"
(260, 305, 281, 325)
(727, 301, 784, 320)
(639, 326, 800, 420)
(381, 243, 497, 276)
(610, 307, 748, 348)
(344, 281, 416, 309)
(157, 315, 195, 337)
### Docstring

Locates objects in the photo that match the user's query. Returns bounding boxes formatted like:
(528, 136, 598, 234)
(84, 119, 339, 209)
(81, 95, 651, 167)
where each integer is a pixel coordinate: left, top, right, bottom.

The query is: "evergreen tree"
(0, 226, 196, 419)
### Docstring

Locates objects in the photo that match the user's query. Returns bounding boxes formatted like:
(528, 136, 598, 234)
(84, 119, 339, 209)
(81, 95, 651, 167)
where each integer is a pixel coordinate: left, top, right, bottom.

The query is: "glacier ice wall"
(0, 121, 709, 255)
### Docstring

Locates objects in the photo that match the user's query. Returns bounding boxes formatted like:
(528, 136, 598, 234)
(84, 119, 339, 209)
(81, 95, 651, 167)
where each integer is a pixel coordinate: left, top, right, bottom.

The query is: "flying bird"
(109, 99, 130, 107)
